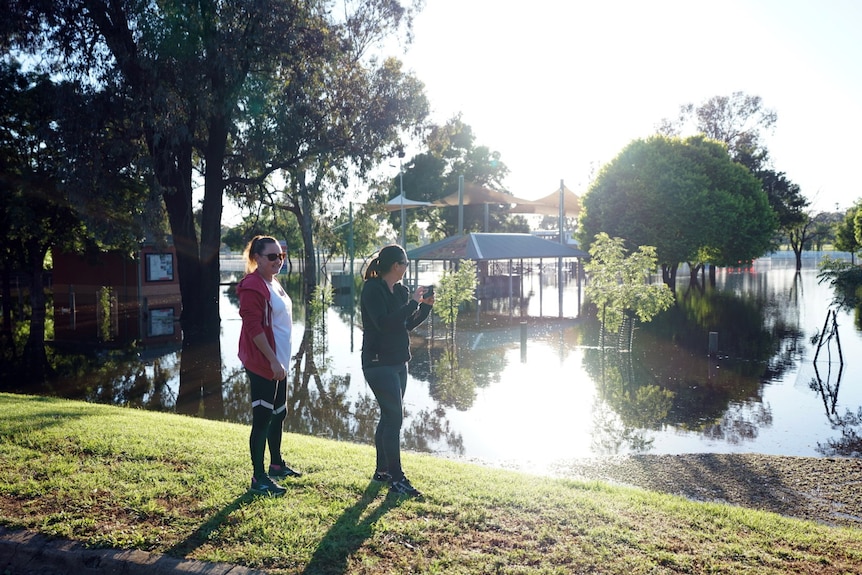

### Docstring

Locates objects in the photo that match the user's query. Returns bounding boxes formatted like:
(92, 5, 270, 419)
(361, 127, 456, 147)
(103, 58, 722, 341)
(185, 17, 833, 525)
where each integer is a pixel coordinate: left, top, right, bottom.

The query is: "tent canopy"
(507, 185, 581, 217)
(438, 182, 527, 206)
(377, 182, 581, 218)
(381, 193, 443, 212)
(407, 233, 588, 262)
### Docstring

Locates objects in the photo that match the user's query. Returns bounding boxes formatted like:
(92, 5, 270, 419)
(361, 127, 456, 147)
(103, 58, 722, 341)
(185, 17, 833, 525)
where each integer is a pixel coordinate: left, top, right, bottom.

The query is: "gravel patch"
(550, 453, 862, 528)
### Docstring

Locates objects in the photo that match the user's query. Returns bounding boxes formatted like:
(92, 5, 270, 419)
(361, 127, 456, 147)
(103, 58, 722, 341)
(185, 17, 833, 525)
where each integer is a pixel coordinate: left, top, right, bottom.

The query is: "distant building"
(51, 242, 182, 348)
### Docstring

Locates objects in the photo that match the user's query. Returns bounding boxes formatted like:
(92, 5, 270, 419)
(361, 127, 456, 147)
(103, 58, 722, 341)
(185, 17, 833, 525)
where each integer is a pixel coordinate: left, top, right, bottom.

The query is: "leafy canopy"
(579, 135, 777, 269)
(584, 233, 675, 334)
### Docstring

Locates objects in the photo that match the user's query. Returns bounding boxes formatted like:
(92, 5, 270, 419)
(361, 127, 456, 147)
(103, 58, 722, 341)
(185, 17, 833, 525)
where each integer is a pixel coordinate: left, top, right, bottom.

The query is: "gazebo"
(406, 233, 588, 318)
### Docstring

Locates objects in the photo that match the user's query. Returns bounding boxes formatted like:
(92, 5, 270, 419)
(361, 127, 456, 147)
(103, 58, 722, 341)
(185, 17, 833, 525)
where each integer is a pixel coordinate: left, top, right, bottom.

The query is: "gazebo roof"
(407, 233, 588, 261)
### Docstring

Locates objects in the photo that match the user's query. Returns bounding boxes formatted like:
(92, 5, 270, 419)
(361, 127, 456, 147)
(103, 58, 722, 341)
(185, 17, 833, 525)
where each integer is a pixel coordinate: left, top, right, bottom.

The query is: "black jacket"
(360, 277, 431, 368)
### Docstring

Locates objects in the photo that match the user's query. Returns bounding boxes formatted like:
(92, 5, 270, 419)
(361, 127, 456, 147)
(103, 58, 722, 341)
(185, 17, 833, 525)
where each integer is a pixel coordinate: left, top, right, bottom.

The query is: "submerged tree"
(579, 136, 776, 287)
(658, 92, 809, 270)
(432, 259, 477, 341)
(583, 233, 674, 349)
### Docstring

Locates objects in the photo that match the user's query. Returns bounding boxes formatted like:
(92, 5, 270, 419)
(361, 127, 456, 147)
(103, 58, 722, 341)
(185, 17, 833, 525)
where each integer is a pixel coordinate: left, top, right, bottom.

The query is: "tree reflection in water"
(12, 260, 862, 461)
(810, 313, 861, 457)
(175, 337, 224, 418)
(429, 345, 477, 410)
(581, 272, 807, 455)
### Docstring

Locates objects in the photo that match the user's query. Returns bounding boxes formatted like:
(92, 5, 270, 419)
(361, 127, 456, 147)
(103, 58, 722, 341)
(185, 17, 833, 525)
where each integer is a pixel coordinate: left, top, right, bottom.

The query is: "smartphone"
(424, 285, 434, 299)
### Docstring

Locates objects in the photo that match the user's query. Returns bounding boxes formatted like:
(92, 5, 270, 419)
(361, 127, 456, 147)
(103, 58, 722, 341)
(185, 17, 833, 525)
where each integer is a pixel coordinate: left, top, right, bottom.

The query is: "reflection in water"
(702, 401, 773, 446)
(11, 257, 862, 464)
(809, 307, 860, 457)
(277, 306, 465, 456)
(429, 345, 477, 410)
(176, 337, 224, 418)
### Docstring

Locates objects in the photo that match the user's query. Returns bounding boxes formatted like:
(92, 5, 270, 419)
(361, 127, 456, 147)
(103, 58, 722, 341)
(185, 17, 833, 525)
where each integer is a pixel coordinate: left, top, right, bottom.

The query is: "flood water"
(25, 252, 862, 472)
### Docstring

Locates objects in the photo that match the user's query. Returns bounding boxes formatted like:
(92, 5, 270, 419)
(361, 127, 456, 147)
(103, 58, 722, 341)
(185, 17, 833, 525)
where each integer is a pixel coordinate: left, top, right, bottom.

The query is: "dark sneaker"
(372, 471, 392, 482)
(250, 474, 287, 496)
(268, 461, 302, 478)
(389, 476, 422, 497)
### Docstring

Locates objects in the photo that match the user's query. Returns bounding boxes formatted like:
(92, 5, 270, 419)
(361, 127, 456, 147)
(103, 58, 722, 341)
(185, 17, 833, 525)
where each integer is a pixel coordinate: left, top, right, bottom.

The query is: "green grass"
(1, 393, 860, 574)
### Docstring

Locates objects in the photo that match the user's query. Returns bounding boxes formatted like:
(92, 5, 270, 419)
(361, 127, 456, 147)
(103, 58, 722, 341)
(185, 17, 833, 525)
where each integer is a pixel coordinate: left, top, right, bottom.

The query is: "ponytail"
(363, 244, 406, 280)
(364, 257, 382, 280)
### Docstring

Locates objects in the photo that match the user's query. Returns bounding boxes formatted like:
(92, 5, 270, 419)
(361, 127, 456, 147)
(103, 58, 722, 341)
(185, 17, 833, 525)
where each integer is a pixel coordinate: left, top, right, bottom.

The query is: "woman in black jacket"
(360, 244, 434, 496)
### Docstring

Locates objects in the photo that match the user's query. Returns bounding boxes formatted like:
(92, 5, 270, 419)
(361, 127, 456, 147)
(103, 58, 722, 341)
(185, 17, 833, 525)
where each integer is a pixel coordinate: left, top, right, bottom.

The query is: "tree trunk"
(297, 174, 318, 304)
(1, 260, 13, 357)
(22, 245, 51, 382)
(787, 220, 811, 273)
(661, 263, 679, 288)
(198, 112, 229, 342)
(159, 140, 209, 343)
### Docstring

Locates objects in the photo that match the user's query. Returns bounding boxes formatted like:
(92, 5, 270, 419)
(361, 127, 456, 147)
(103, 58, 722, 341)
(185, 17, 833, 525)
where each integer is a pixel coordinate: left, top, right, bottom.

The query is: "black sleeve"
(362, 280, 419, 333)
(406, 302, 432, 331)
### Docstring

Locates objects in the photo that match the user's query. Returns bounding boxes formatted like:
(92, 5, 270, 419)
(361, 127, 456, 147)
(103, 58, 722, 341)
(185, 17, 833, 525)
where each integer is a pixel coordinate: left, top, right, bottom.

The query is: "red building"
(52, 244, 182, 348)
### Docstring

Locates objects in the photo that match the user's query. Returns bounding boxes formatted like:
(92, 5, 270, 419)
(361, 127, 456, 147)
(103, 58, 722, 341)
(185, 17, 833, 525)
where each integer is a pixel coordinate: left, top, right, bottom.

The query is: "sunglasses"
(261, 252, 286, 261)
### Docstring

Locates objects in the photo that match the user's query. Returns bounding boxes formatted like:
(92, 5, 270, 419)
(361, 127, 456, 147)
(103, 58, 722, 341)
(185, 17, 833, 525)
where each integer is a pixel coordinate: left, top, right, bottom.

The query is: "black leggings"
(247, 368, 287, 477)
(363, 363, 408, 481)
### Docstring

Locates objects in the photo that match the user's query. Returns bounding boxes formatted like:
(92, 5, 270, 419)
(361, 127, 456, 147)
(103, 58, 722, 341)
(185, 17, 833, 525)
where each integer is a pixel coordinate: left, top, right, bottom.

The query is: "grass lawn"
(1, 392, 860, 574)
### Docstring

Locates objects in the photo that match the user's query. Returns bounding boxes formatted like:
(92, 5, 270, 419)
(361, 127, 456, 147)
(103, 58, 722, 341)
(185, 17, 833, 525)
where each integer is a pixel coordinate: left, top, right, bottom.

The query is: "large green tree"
(4, 0, 426, 336)
(235, 50, 428, 298)
(659, 92, 809, 269)
(579, 135, 777, 287)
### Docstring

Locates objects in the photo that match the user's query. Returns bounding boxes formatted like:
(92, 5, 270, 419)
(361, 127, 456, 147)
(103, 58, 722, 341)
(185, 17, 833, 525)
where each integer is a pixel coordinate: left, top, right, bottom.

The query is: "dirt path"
(551, 453, 862, 529)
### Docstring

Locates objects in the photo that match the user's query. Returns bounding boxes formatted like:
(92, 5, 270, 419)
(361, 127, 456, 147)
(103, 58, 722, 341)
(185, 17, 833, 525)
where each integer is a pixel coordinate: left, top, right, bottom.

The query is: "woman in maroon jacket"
(237, 235, 302, 496)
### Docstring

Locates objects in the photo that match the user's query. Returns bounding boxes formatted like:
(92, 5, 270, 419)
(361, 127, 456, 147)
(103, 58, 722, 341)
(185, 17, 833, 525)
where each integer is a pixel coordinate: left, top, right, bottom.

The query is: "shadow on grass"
(164, 493, 250, 558)
(301, 481, 405, 575)
(0, 395, 105, 437)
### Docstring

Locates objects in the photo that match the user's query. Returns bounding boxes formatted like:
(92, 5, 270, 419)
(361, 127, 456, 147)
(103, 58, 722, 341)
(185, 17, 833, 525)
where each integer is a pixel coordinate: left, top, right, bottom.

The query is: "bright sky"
(396, 0, 861, 213)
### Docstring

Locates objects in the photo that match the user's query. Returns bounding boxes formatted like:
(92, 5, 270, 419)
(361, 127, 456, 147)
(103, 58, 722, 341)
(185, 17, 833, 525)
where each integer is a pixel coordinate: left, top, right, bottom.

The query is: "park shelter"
(406, 233, 588, 318)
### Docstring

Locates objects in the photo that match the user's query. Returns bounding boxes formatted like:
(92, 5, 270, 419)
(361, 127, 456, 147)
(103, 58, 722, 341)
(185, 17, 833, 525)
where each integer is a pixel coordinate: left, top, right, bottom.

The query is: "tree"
(852, 205, 862, 259)
(5, 0, 426, 334)
(757, 168, 809, 258)
(810, 210, 841, 251)
(583, 233, 674, 348)
(786, 213, 816, 270)
(241, 52, 428, 300)
(659, 91, 809, 268)
(432, 259, 477, 341)
(657, 91, 777, 171)
(579, 135, 777, 287)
